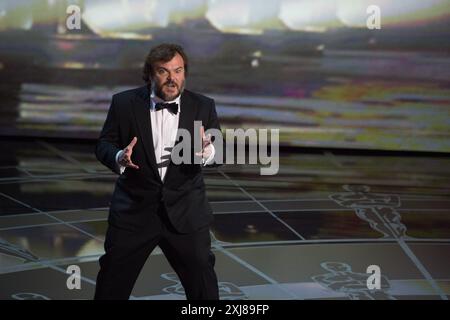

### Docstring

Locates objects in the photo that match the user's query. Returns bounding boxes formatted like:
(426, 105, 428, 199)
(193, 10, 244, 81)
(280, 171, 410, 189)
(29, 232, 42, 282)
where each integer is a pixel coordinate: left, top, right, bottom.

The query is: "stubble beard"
(153, 79, 186, 101)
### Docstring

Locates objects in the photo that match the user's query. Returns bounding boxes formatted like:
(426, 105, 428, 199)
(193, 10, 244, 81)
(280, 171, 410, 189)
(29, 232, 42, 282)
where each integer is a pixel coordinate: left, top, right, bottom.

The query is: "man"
(94, 43, 222, 300)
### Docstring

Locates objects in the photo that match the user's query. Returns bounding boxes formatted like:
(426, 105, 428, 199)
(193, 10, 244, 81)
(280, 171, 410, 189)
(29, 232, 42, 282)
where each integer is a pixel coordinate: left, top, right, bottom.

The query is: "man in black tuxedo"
(94, 43, 222, 300)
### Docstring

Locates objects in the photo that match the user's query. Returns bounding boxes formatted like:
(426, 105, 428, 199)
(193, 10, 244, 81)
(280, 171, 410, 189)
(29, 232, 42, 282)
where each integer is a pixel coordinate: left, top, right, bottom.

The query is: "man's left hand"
(195, 125, 212, 159)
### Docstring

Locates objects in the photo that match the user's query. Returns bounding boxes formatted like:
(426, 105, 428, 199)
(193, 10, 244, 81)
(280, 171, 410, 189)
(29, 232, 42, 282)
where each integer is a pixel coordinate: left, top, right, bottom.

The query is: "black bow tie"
(155, 102, 178, 114)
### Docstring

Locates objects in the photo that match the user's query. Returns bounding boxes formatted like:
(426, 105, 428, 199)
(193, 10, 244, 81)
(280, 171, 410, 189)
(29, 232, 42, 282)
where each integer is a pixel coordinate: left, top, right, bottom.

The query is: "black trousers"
(94, 204, 219, 300)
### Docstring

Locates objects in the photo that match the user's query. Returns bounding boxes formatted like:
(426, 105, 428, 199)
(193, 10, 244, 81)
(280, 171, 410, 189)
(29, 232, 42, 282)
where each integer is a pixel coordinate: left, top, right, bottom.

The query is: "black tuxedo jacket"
(96, 85, 222, 234)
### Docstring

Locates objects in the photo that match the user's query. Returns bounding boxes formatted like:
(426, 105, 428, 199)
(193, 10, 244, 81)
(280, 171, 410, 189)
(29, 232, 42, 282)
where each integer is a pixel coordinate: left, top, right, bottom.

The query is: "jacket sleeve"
(95, 95, 122, 174)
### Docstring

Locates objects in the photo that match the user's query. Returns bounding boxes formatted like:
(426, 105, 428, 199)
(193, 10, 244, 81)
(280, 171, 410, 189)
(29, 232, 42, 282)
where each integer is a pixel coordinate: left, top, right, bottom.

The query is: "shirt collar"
(150, 90, 181, 112)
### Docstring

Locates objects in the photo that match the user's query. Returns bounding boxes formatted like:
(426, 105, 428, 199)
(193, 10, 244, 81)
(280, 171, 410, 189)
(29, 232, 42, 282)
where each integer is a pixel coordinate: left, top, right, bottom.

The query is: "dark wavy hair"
(142, 43, 189, 83)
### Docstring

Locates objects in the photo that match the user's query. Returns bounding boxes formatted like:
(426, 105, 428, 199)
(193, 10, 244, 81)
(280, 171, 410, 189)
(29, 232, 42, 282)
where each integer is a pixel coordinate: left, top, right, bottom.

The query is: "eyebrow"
(156, 66, 184, 72)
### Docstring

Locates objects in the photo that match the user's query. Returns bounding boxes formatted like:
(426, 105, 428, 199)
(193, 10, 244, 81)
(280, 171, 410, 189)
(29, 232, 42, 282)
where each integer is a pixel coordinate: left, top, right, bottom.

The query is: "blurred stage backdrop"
(0, 0, 449, 152)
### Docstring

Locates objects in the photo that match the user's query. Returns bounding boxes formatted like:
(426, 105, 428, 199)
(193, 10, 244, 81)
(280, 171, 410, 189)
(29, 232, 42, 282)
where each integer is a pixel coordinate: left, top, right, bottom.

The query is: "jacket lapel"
(164, 90, 197, 181)
(132, 85, 160, 181)
(177, 91, 196, 135)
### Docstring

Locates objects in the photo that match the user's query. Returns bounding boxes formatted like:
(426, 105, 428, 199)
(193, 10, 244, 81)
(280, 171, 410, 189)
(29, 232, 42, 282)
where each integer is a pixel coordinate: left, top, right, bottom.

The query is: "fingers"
(200, 126, 211, 148)
(127, 136, 138, 149)
(198, 125, 211, 156)
(200, 127, 211, 141)
(121, 158, 139, 169)
(119, 150, 139, 169)
(127, 162, 139, 170)
(195, 151, 212, 158)
(120, 137, 139, 169)
(195, 143, 212, 158)
(203, 133, 211, 148)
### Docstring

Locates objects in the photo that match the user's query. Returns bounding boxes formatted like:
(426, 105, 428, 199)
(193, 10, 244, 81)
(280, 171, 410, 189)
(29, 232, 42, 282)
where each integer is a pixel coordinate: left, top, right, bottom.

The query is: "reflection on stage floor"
(0, 138, 449, 300)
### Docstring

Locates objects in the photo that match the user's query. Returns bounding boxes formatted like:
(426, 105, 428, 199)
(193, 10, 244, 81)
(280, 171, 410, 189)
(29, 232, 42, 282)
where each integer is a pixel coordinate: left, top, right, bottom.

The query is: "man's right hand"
(118, 136, 139, 169)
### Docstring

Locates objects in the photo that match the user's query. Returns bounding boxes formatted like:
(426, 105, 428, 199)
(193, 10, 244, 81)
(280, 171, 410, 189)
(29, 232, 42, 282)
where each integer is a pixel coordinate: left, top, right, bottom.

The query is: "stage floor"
(0, 138, 449, 300)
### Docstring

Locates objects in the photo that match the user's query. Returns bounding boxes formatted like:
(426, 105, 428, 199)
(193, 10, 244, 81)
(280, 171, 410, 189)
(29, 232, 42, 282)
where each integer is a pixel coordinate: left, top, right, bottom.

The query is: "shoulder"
(109, 86, 147, 115)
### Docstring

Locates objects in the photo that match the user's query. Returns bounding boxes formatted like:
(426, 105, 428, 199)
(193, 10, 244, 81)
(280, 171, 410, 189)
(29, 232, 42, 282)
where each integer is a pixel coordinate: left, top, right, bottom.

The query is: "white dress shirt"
(115, 91, 215, 181)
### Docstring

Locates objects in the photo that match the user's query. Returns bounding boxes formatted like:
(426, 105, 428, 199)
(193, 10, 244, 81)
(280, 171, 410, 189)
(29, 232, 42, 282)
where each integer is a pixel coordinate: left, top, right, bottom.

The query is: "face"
(151, 53, 186, 101)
